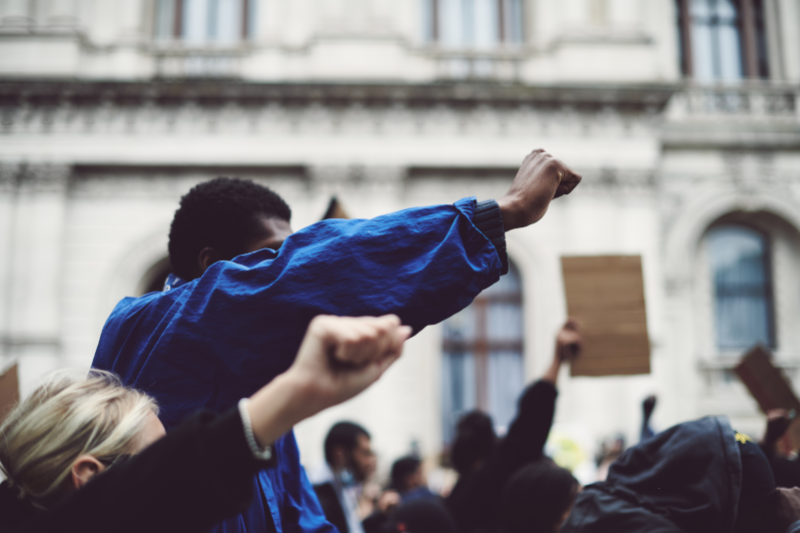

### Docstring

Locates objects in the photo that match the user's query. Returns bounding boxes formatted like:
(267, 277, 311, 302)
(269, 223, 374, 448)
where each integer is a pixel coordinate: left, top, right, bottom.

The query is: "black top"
(313, 482, 349, 533)
(0, 408, 276, 533)
(446, 379, 558, 533)
(760, 443, 800, 490)
(562, 416, 747, 533)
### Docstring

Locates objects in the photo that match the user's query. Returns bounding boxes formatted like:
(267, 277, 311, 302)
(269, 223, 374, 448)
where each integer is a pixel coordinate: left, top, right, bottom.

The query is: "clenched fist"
(498, 150, 582, 231)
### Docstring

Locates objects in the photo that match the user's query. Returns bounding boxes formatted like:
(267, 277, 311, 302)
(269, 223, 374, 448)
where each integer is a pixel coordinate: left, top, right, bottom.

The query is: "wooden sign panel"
(735, 345, 800, 451)
(561, 255, 651, 377)
(0, 363, 19, 423)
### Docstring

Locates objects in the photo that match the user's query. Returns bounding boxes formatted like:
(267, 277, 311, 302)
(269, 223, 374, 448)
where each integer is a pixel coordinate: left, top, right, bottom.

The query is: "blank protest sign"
(0, 363, 19, 423)
(735, 346, 800, 450)
(561, 255, 651, 377)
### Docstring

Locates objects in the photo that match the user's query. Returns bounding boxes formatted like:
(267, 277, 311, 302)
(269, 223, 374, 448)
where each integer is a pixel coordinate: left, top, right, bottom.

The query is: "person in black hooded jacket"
(446, 319, 582, 533)
(561, 415, 781, 533)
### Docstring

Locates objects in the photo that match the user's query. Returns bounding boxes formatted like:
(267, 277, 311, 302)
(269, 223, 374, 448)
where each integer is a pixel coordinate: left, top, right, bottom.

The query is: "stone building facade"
(1, 0, 800, 478)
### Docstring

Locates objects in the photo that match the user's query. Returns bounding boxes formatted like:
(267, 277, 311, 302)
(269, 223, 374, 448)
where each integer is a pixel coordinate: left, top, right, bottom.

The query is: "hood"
(563, 416, 742, 533)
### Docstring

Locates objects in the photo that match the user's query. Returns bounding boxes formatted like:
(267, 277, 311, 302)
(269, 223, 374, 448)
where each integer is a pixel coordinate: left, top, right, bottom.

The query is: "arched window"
(442, 263, 524, 443)
(707, 225, 775, 351)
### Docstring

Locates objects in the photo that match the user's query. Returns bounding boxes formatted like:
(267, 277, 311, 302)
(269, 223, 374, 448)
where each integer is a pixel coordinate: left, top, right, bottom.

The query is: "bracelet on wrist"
(238, 398, 273, 461)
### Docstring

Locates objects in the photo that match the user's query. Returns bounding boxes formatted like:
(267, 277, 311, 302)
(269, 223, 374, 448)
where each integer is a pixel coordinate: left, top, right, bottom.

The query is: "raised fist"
(498, 149, 582, 231)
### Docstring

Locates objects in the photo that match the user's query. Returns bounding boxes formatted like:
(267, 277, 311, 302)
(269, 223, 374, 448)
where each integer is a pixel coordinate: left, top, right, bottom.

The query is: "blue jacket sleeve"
(94, 197, 504, 425)
(229, 196, 503, 333)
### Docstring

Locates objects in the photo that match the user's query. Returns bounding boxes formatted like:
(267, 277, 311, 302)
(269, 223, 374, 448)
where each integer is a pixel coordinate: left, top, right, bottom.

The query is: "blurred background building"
(1, 0, 799, 481)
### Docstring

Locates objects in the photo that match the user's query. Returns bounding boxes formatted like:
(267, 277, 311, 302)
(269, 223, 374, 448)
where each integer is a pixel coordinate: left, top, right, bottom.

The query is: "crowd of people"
(1, 148, 800, 532)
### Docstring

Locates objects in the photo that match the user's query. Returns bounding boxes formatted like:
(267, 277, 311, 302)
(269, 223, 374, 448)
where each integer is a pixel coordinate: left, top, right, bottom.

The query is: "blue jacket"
(92, 198, 504, 533)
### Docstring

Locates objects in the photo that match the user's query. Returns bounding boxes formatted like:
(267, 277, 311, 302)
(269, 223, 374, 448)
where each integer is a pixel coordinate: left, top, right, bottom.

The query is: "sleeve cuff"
(473, 199, 509, 275)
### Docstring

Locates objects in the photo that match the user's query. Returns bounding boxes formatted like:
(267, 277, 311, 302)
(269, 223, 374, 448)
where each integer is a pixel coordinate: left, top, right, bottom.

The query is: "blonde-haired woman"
(0, 314, 410, 533)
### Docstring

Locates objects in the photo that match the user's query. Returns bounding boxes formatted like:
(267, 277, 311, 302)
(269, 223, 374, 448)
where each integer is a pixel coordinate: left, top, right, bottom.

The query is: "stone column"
(1, 162, 70, 396)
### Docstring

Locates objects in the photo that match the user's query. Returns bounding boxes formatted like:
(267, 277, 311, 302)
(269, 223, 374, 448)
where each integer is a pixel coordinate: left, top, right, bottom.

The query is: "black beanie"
(500, 460, 578, 533)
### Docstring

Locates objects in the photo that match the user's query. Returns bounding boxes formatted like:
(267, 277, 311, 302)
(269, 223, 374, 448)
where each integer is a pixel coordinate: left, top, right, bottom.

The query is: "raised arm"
(503, 319, 583, 464)
(33, 315, 410, 533)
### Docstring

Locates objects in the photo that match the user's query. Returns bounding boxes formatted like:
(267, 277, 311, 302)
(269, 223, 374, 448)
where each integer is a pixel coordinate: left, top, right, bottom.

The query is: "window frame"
(425, 0, 525, 48)
(155, 0, 253, 44)
(676, 0, 770, 80)
(442, 263, 524, 442)
(706, 223, 777, 352)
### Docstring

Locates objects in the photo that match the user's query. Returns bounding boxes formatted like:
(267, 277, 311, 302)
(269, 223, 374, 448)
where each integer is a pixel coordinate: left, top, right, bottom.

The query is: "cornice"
(0, 79, 677, 111)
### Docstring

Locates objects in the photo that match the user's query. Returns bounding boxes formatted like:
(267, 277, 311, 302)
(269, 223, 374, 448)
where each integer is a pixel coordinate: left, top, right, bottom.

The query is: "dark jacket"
(562, 416, 744, 533)
(446, 379, 558, 533)
(313, 482, 349, 533)
(0, 408, 275, 533)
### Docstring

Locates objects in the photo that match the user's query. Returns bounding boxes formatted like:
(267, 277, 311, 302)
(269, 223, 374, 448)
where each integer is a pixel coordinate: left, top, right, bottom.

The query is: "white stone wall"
(0, 0, 688, 83)
(0, 0, 800, 481)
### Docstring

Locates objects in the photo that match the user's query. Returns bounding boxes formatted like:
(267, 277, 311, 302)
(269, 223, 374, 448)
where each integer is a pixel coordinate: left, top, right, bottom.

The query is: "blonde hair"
(0, 369, 158, 507)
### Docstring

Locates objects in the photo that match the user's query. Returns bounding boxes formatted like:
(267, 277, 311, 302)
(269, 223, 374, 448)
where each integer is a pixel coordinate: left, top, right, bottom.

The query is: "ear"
(71, 455, 106, 489)
(330, 447, 347, 471)
(197, 247, 220, 275)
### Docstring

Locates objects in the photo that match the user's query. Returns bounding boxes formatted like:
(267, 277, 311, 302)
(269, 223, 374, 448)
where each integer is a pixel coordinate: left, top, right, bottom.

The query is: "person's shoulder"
(112, 290, 165, 311)
(312, 482, 340, 509)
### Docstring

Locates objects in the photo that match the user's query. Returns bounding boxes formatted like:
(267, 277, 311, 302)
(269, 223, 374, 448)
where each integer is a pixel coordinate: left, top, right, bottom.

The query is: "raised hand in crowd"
(248, 314, 411, 448)
(761, 408, 794, 452)
(498, 149, 582, 231)
(542, 319, 583, 385)
(0, 314, 410, 533)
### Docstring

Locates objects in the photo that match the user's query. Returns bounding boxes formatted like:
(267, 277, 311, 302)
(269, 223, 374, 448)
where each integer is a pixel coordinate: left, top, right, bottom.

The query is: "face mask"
(337, 468, 357, 488)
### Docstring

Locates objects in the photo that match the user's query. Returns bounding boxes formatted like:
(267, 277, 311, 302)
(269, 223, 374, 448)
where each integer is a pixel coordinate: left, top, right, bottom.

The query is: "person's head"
(390, 456, 423, 493)
(450, 411, 496, 476)
(0, 370, 164, 509)
(384, 498, 457, 533)
(324, 421, 375, 483)
(500, 460, 580, 533)
(168, 177, 293, 281)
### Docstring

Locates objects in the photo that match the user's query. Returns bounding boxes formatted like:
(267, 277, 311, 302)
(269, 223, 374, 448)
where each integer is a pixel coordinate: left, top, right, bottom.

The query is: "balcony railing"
(672, 82, 800, 120)
(152, 46, 247, 78)
(425, 48, 525, 82)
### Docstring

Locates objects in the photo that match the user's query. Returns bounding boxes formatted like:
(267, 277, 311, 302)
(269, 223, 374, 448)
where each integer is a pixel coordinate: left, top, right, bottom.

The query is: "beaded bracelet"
(238, 398, 273, 460)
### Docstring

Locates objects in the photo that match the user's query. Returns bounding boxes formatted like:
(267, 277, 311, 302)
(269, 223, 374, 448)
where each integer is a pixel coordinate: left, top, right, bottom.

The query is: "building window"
(424, 0, 524, 48)
(676, 0, 769, 80)
(442, 263, 524, 444)
(155, 0, 256, 44)
(707, 225, 775, 351)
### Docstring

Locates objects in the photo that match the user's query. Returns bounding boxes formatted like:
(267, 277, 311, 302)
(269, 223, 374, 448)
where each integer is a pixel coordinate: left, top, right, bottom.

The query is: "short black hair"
(450, 411, 496, 476)
(324, 422, 370, 465)
(390, 456, 422, 492)
(500, 460, 579, 533)
(168, 177, 291, 280)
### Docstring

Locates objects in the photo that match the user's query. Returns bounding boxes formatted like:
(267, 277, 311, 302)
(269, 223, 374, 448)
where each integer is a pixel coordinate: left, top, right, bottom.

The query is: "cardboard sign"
(561, 255, 651, 377)
(0, 363, 19, 423)
(735, 345, 800, 451)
